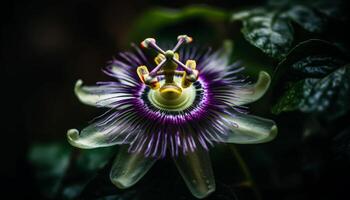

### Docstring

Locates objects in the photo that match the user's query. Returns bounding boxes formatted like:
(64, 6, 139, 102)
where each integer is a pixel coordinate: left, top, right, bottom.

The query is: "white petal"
(110, 146, 157, 189)
(74, 79, 127, 108)
(219, 112, 277, 144)
(173, 146, 216, 199)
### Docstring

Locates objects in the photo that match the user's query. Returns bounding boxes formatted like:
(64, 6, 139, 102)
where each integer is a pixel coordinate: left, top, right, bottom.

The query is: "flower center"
(148, 76, 196, 111)
(137, 35, 200, 111)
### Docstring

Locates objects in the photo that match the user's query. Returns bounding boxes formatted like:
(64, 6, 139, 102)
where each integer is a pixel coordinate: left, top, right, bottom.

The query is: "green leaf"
(291, 55, 346, 78)
(274, 39, 347, 81)
(130, 5, 228, 42)
(271, 80, 307, 114)
(232, 8, 294, 60)
(28, 143, 72, 198)
(269, 0, 346, 20)
(60, 147, 118, 199)
(76, 147, 117, 173)
(287, 5, 325, 33)
(310, 0, 346, 19)
(28, 142, 118, 199)
(273, 65, 350, 120)
(333, 127, 350, 160)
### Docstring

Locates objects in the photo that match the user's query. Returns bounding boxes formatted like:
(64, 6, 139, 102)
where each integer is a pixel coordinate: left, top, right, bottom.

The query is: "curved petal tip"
(67, 129, 94, 149)
(193, 185, 215, 199)
(74, 79, 99, 106)
(110, 176, 133, 189)
(235, 71, 271, 106)
(265, 124, 278, 143)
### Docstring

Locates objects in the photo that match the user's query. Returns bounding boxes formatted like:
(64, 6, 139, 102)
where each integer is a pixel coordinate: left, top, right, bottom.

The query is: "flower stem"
(229, 145, 262, 200)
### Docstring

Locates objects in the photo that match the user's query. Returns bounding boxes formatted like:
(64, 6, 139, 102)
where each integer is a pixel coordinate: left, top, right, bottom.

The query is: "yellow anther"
(137, 65, 160, 90)
(136, 65, 149, 83)
(154, 54, 165, 65)
(186, 60, 196, 70)
(174, 53, 179, 60)
(155, 53, 178, 65)
(137, 35, 199, 100)
(181, 60, 197, 88)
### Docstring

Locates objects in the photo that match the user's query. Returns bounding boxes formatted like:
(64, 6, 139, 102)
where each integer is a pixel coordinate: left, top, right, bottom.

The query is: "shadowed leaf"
(232, 8, 294, 60)
(273, 65, 350, 120)
(130, 5, 228, 42)
(287, 5, 325, 33)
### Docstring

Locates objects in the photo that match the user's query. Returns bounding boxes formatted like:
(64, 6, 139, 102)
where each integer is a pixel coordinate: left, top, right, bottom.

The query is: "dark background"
(2, 0, 350, 199)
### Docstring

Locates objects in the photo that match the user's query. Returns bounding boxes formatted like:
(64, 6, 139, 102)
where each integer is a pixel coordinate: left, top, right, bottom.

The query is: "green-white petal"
(220, 112, 277, 144)
(234, 71, 271, 106)
(173, 147, 215, 199)
(110, 146, 157, 189)
(67, 126, 128, 149)
(74, 79, 119, 107)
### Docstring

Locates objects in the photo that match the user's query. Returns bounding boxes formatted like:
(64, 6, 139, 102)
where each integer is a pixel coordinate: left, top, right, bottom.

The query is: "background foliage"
(3, 0, 350, 199)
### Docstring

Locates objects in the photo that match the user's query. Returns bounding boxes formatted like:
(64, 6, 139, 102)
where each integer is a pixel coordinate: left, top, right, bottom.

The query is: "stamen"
(149, 42, 166, 55)
(172, 58, 193, 74)
(137, 35, 199, 102)
(149, 59, 166, 76)
(140, 38, 155, 48)
(140, 38, 165, 54)
(172, 35, 193, 52)
(178, 35, 193, 43)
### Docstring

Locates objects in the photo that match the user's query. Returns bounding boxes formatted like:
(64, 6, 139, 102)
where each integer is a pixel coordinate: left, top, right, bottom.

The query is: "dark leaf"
(333, 127, 350, 160)
(29, 142, 118, 199)
(271, 80, 307, 114)
(60, 147, 118, 199)
(76, 147, 117, 173)
(269, 0, 346, 20)
(287, 5, 325, 33)
(311, 0, 347, 19)
(28, 143, 72, 198)
(274, 39, 347, 80)
(273, 65, 350, 120)
(232, 8, 294, 60)
(291, 56, 346, 78)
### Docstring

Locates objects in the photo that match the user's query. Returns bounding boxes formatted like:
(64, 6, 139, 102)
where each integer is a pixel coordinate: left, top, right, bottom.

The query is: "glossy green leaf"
(272, 79, 312, 114)
(273, 66, 350, 119)
(291, 55, 346, 78)
(287, 5, 325, 33)
(310, 0, 346, 19)
(273, 39, 347, 82)
(232, 8, 294, 60)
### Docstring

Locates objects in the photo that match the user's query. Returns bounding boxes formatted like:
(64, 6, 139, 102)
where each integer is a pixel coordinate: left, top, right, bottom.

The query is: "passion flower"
(67, 35, 277, 199)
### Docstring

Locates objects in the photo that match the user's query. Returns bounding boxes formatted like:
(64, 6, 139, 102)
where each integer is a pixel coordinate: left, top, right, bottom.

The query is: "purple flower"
(67, 35, 277, 199)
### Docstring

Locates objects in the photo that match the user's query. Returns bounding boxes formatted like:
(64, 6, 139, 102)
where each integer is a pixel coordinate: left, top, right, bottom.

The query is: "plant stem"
(230, 145, 262, 200)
